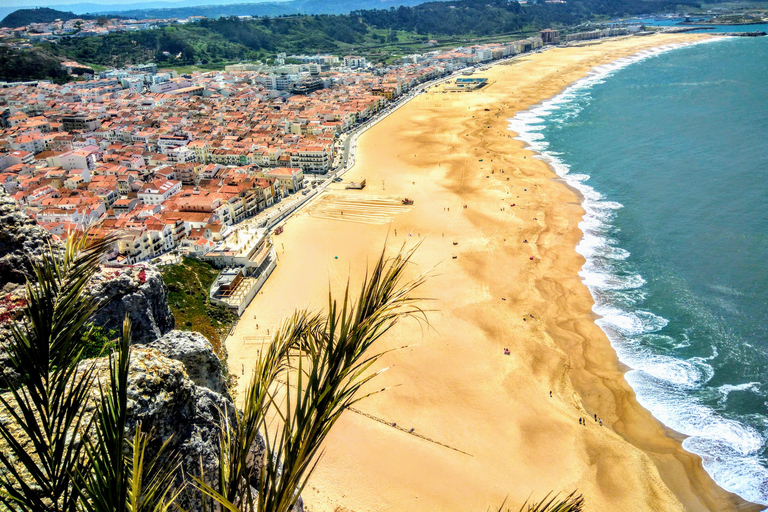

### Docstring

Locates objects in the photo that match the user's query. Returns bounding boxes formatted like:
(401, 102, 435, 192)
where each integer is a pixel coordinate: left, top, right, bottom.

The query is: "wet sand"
(226, 33, 760, 512)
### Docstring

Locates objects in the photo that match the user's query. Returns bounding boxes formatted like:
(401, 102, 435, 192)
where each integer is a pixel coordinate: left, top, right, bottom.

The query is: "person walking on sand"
(579, 418, 582, 425)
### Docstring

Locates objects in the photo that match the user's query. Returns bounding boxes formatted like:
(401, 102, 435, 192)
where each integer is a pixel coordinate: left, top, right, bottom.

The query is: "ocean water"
(508, 37, 768, 505)
(623, 19, 768, 34)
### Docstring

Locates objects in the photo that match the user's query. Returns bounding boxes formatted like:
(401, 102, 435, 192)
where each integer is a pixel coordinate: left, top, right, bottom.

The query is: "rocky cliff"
(0, 197, 302, 510)
(121, 338, 257, 511)
(148, 330, 230, 398)
(0, 196, 174, 383)
(0, 195, 52, 289)
(90, 265, 175, 344)
(0, 195, 53, 384)
(0, 261, 175, 385)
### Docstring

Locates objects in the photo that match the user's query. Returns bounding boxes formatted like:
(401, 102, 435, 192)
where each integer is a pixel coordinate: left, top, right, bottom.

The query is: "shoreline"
(226, 33, 761, 512)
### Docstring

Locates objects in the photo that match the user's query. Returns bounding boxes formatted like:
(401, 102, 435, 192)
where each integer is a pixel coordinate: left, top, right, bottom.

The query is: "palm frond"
(195, 311, 319, 510)
(75, 317, 131, 512)
(75, 315, 184, 512)
(0, 231, 116, 511)
(128, 424, 184, 512)
(493, 491, 585, 512)
(199, 244, 431, 512)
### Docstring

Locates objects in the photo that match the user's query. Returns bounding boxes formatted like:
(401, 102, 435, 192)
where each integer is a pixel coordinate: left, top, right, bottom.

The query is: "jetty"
(724, 31, 767, 37)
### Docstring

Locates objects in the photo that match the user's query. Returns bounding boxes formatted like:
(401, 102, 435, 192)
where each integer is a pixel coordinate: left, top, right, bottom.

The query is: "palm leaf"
(492, 491, 585, 512)
(75, 316, 184, 512)
(197, 243, 431, 512)
(0, 232, 116, 511)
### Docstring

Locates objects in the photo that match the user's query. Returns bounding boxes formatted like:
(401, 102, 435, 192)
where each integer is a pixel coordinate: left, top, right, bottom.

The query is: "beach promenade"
(225, 33, 759, 512)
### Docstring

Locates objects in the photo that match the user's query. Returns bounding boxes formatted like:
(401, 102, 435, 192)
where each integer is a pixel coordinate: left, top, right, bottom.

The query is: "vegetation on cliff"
(0, 47, 70, 84)
(38, 0, 702, 69)
(160, 256, 237, 358)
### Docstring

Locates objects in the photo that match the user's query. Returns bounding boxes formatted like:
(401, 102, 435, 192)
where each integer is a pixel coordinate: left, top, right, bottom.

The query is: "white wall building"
(137, 179, 182, 205)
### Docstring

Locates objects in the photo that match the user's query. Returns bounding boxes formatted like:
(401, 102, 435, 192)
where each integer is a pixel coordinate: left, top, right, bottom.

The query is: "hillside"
(40, 0, 701, 69)
(354, 0, 700, 35)
(159, 257, 237, 358)
(92, 0, 432, 19)
(0, 47, 70, 83)
(0, 7, 98, 28)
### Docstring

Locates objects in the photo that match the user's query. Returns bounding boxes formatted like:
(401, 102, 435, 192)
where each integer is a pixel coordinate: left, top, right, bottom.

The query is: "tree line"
(7, 0, 702, 78)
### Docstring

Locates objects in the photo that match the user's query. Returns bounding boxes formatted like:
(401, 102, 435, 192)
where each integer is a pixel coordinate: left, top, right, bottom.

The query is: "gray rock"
(0, 264, 175, 387)
(0, 197, 174, 383)
(122, 347, 238, 512)
(89, 265, 175, 344)
(148, 330, 230, 398)
(0, 290, 25, 385)
(0, 197, 302, 510)
(0, 195, 52, 287)
(0, 195, 53, 385)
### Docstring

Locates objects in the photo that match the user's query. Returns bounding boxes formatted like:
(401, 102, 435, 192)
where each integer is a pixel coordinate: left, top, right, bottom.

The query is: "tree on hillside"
(0, 47, 70, 84)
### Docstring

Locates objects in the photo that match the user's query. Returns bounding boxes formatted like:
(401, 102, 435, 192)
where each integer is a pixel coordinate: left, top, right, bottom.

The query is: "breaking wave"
(507, 40, 768, 506)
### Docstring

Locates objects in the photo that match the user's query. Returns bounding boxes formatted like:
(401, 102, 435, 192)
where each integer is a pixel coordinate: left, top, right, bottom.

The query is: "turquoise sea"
(508, 34, 768, 505)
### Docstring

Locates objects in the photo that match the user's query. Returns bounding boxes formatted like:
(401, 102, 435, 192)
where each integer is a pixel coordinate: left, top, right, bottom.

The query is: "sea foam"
(507, 39, 768, 506)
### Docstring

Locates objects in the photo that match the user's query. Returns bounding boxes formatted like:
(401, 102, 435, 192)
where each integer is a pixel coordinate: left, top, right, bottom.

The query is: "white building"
(344, 56, 367, 69)
(54, 147, 99, 171)
(137, 179, 182, 205)
(167, 146, 197, 164)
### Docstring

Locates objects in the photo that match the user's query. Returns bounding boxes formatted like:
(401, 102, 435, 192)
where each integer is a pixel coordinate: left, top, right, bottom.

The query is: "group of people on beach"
(579, 415, 603, 427)
(549, 390, 604, 427)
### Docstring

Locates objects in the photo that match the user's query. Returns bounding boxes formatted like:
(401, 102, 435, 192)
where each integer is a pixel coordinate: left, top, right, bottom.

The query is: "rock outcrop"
(0, 197, 304, 511)
(0, 195, 54, 384)
(148, 330, 230, 398)
(0, 195, 52, 289)
(90, 265, 175, 344)
(123, 345, 246, 511)
(0, 264, 175, 386)
(1, 331, 267, 512)
(0, 197, 174, 382)
(127, 335, 308, 512)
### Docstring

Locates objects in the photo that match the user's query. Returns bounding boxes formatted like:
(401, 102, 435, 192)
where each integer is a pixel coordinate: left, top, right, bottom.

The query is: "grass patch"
(80, 326, 117, 360)
(160, 256, 237, 358)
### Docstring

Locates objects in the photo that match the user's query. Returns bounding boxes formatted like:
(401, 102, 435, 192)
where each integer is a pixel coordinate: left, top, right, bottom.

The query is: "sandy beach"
(226, 33, 760, 512)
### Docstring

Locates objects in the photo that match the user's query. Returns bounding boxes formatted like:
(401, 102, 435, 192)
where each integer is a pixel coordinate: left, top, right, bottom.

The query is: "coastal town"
(0, 0, 766, 508)
(0, 15, 652, 314)
(0, 29, 531, 305)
